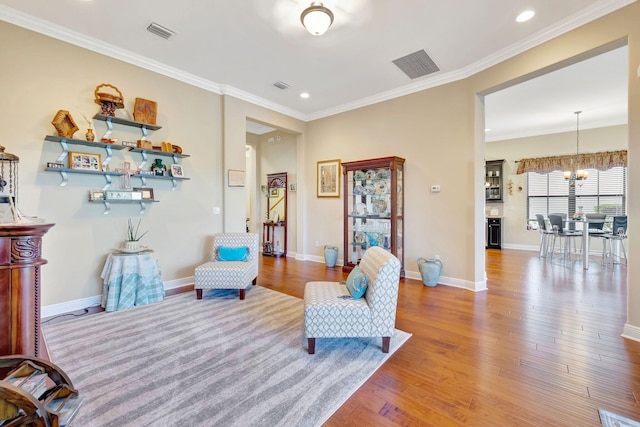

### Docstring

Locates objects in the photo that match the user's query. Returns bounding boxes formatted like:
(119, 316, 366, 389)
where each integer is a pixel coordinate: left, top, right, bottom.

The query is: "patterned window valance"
(516, 150, 627, 175)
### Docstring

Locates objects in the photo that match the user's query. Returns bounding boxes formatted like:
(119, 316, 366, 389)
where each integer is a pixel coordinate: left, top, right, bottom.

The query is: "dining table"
(564, 217, 606, 270)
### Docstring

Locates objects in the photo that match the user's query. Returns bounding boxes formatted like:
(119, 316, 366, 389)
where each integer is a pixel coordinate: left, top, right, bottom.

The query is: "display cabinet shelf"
(342, 156, 405, 277)
(485, 159, 504, 202)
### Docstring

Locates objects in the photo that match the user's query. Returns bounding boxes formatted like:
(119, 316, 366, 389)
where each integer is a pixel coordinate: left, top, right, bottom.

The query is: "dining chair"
(548, 214, 582, 262)
(601, 215, 627, 267)
(585, 213, 607, 260)
(535, 214, 554, 258)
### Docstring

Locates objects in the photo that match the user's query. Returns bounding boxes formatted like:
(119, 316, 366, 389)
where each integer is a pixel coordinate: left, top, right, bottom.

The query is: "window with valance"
(516, 150, 627, 175)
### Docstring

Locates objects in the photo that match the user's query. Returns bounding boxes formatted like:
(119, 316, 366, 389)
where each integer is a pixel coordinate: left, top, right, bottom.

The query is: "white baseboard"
(41, 277, 195, 319)
(622, 323, 640, 342)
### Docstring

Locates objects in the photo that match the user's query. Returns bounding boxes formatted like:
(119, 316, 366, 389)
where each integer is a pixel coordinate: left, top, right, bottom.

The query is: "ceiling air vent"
(392, 49, 439, 79)
(273, 81, 290, 90)
(147, 22, 175, 39)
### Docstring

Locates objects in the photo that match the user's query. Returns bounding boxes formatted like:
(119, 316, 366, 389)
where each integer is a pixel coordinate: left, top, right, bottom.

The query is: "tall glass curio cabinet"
(342, 156, 405, 277)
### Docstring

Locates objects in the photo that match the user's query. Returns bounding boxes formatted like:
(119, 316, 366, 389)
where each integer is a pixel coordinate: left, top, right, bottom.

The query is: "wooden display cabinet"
(342, 156, 405, 277)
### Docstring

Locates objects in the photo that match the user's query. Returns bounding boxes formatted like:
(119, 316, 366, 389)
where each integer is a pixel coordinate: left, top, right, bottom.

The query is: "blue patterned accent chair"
(303, 246, 401, 354)
(194, 233, 259, 300)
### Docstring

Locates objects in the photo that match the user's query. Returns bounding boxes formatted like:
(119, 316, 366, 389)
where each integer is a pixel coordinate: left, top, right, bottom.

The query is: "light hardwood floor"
(258, 249, 640, 426)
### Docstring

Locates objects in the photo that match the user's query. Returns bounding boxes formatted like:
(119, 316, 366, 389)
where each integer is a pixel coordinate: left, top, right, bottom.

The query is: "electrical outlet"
(434, 254, 440, 260)
(315, 241, 319, 247)
(431, 185, 441, 193)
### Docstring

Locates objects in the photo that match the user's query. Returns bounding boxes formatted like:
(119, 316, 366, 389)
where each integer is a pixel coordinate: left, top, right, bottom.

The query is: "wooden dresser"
(0, 222, 54, 357)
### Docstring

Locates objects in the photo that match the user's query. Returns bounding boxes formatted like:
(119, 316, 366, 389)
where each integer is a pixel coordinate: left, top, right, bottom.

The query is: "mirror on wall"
(267, 173, 287, 222)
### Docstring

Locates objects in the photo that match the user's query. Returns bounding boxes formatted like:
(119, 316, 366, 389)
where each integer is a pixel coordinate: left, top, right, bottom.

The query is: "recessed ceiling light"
(300, 92, 310, 99)
(516, 10, 535, 23)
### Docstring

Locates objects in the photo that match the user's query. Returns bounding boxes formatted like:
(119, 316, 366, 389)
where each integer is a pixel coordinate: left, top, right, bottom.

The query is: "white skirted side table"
(100, 250, 164, 312)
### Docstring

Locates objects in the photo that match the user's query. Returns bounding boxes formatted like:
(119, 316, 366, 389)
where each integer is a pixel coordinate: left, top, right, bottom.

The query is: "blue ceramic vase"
(417, 257, 443, 287)
(324, 245, 339, 267)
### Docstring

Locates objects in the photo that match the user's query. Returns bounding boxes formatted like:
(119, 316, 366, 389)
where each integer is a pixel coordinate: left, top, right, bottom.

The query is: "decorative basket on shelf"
(94, 83, 124, 116)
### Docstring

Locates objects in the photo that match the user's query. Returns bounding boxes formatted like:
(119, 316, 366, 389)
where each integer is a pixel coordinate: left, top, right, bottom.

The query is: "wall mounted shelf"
(93, 113, 161, 141)
(90, 199, 159, 215)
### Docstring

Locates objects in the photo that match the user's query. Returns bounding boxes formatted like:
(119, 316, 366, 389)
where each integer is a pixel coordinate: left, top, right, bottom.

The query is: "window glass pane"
(528, 173, 547, 196)
(526, 167, 626, 224)
(548, 198, 568, 216)
(548, 171, 568, 195)
(575, 196, 598, 213)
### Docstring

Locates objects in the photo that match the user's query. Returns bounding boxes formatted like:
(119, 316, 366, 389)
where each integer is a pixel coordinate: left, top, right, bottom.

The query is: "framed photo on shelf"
(170, 164, 184, 177)
(88, 190, 105, 201)
(317, 159, 340, 198)
(134, 187, 154, 200)
(69, 152, 102, 171)
(228, 169, 245, 187)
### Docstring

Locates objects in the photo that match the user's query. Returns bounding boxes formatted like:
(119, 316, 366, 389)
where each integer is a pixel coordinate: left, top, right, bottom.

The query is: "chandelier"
(300, 2, 334, 36)
(563, 111, 588, 184)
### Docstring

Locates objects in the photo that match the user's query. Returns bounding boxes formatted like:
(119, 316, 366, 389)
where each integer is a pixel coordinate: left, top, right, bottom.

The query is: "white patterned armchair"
(194, 233, 259, 300)
(303, 246, 401, 354)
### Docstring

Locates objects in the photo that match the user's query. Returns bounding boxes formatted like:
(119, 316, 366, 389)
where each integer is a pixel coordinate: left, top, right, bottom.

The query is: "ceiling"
(0, 0, 634, 138)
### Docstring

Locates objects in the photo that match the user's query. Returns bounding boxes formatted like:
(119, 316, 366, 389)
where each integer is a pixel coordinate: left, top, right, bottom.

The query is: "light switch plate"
(431, 185, 441, 193)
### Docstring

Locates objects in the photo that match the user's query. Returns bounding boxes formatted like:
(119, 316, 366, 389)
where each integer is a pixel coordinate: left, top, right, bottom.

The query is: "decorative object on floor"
(300, 1, 334, 36)
(94, 83, 124, 116)
(0, 355, 82, 426)
(599, 409, 640, 427)
(324, 245, 338, 267)
(304, 246, 401, 354)
(194, 232, 259, 300)
(417, 257, 443, 287)
(42, 286, 410, 426)
(51, 109, 79, 138)
(132, 97, 157, 125)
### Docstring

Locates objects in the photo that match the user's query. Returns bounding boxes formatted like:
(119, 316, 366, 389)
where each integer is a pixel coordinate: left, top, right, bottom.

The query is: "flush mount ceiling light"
(300, 2, 334, 36)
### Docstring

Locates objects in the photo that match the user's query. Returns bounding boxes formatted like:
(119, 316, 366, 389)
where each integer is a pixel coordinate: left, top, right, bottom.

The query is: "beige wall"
(486, 125, 628, 250)
(2, 2, 640, 336)
(0, 21, 225, 306)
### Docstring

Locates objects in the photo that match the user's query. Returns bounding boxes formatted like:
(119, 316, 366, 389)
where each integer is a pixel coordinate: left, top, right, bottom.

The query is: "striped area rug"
(43, 286, 411, 426)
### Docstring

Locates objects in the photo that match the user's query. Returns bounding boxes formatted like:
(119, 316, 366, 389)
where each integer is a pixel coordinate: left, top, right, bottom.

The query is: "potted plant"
(124, 218, 148, 251)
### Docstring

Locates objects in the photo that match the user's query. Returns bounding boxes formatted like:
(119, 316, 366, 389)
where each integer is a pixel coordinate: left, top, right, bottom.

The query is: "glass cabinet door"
(342, 157, 405, 276)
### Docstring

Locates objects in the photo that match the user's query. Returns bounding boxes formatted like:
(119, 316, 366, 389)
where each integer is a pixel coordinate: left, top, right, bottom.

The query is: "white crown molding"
(220, 85, 307, 122)
(1, 0, 635, 123)
(0, 5, 222, 93)
(307, 0, 637, 121)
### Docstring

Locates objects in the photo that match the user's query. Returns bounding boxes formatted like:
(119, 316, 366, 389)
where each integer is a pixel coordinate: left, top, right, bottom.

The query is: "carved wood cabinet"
(0, 222, 54, 357)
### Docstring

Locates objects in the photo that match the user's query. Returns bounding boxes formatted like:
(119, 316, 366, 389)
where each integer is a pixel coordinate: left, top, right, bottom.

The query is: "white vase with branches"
(124, 218, 148, 251)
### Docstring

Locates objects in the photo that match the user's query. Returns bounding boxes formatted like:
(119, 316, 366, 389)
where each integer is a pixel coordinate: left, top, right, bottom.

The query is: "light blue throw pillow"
(217, 246, 248, 261)
(345, 265, 368, 299)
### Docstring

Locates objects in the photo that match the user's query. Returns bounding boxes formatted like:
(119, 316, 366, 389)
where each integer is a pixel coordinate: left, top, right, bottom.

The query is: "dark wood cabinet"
(485, 159, 504, 202)
(0, 222, 54, 357)
(342, 156, 405, 277)
(486, 218, 502, 249)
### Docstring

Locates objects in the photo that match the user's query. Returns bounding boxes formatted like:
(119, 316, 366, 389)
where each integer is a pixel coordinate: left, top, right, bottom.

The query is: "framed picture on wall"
(228, 169, 245, 187)
(317, 159, 340, 198)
